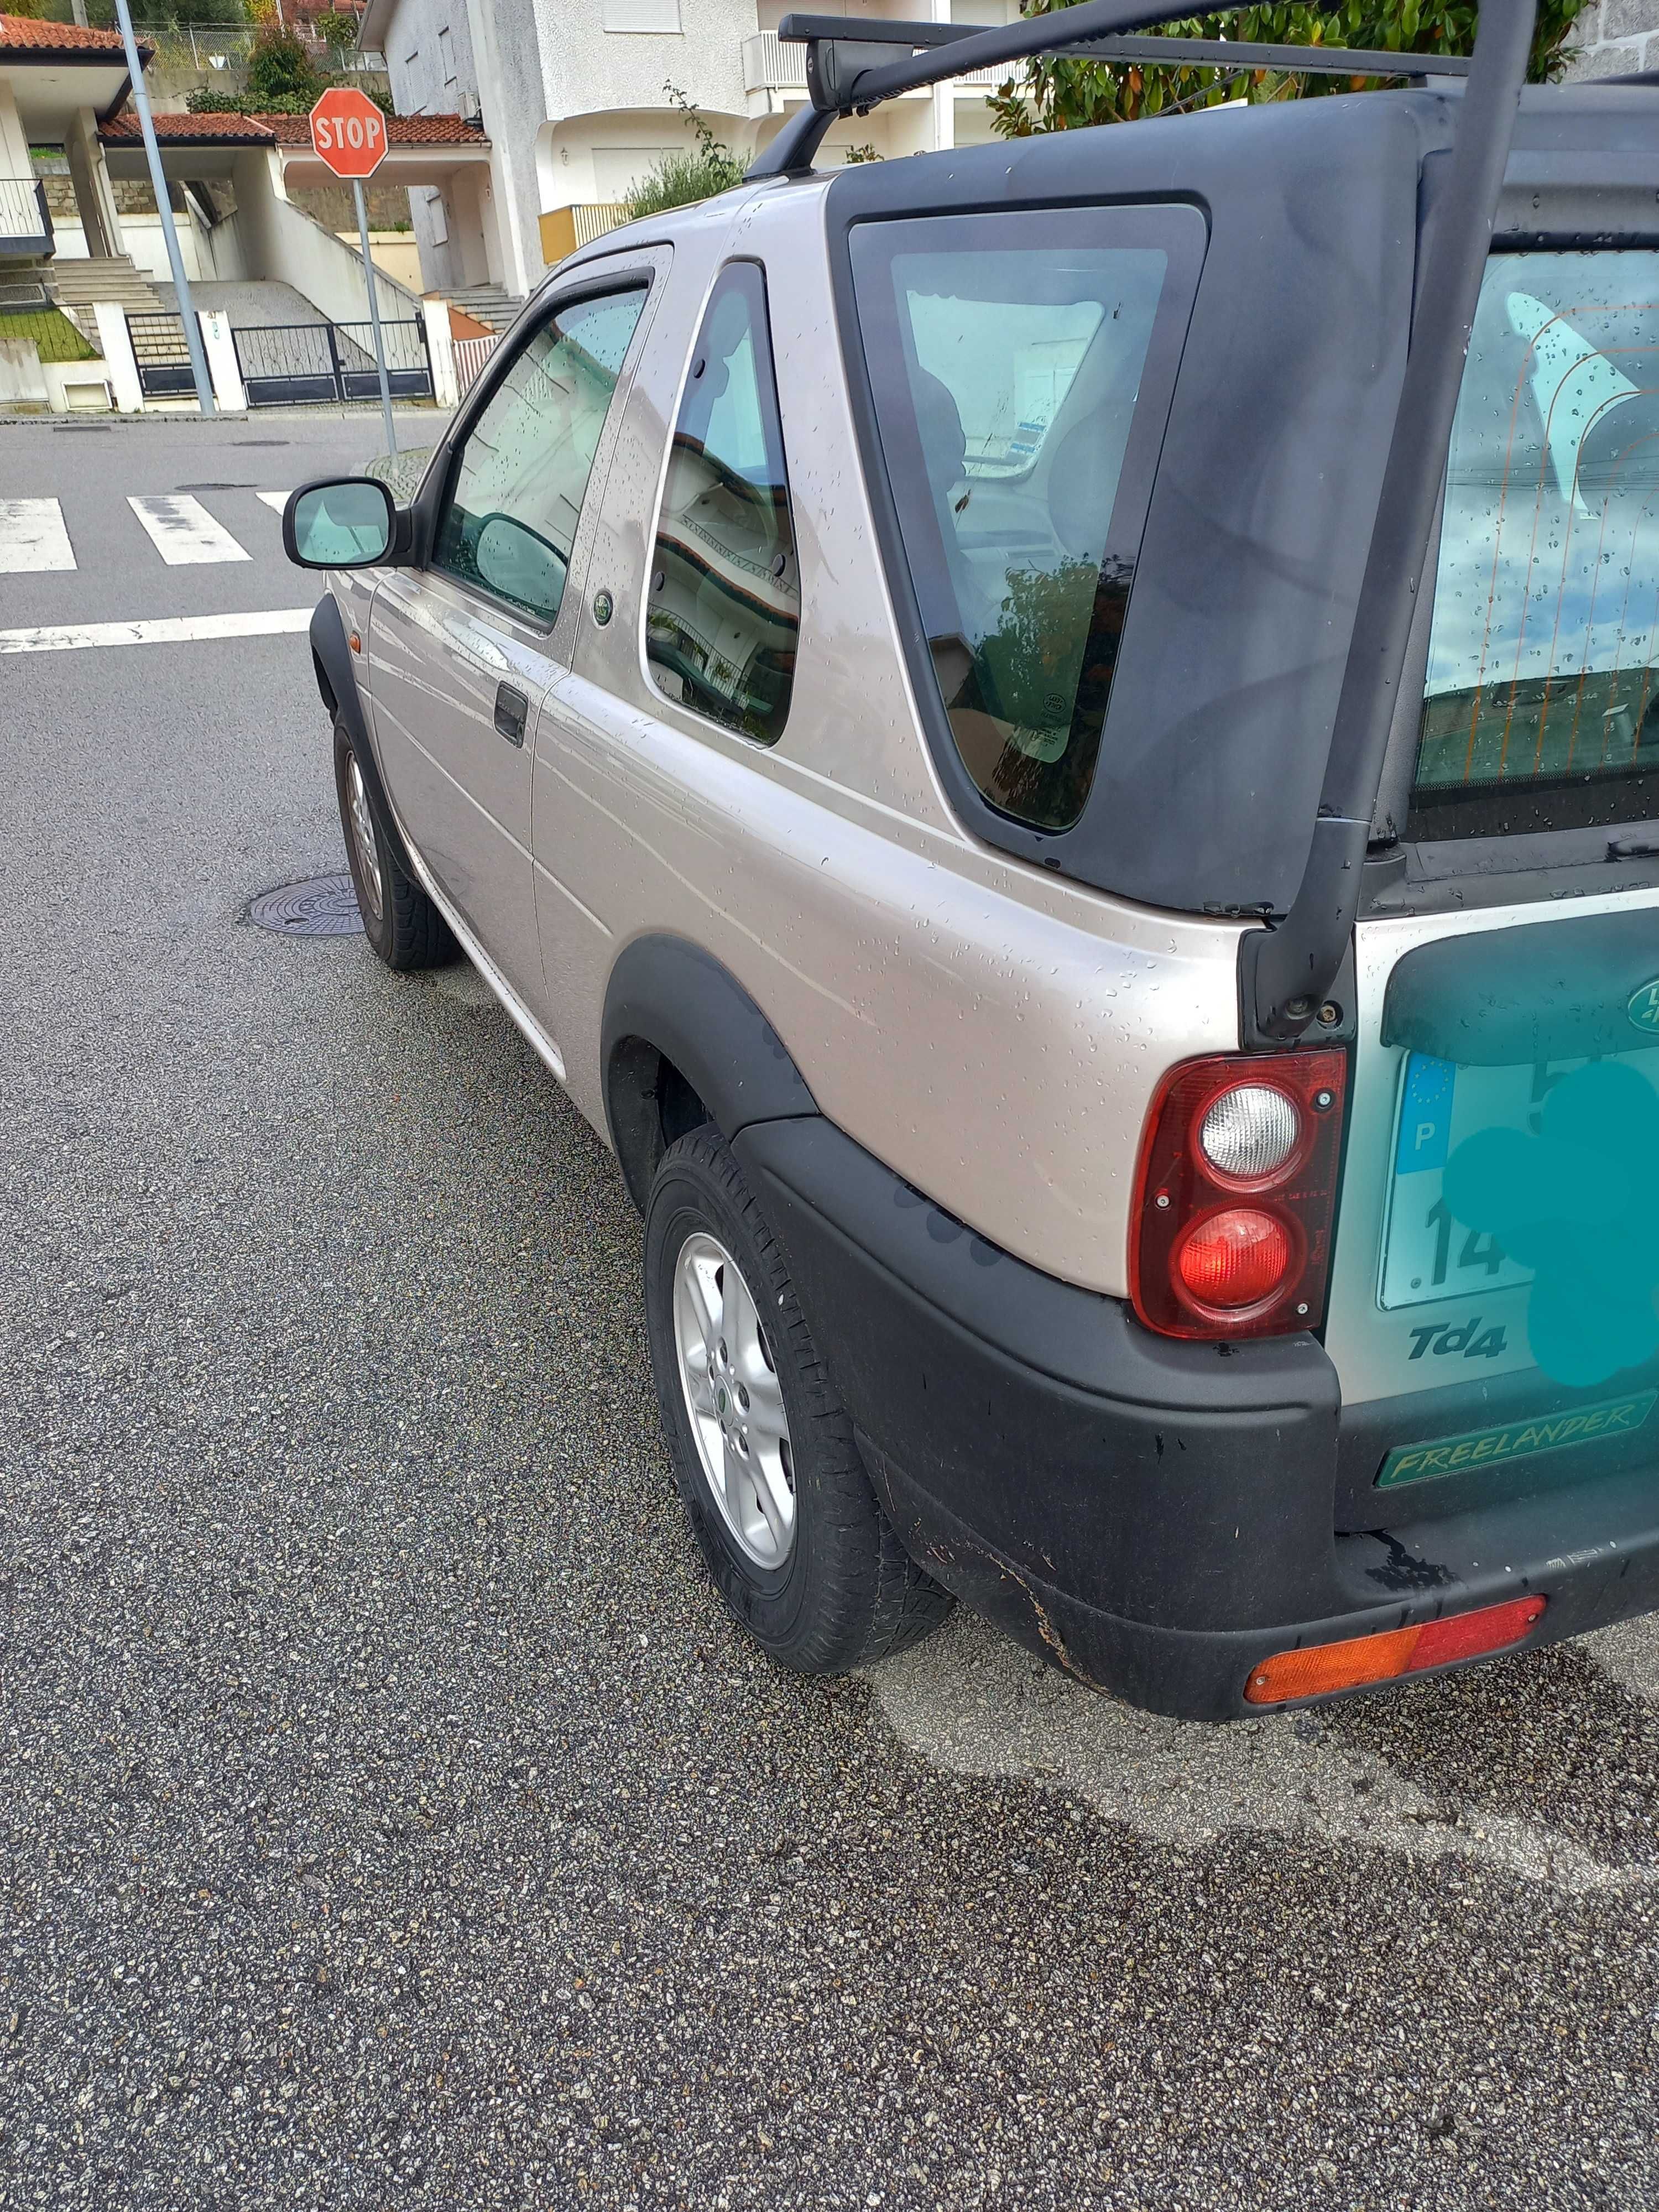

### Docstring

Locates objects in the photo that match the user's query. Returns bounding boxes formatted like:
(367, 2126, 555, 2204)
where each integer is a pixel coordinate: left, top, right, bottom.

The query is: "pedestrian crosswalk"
(127, 493, 252, 567)
(0, 498, 78, 575)
(0, 488, 291, 575)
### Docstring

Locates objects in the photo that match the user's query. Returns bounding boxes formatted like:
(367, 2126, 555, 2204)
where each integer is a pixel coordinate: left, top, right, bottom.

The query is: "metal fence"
(452, 331, 498, 398)
(126, 311, 195, 399)
(230, 319, 431, 408)
(0, 175, 51, 253)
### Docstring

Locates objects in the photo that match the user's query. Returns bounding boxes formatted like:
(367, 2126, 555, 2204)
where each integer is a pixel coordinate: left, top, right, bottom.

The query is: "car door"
(364, 275, 656, 1014)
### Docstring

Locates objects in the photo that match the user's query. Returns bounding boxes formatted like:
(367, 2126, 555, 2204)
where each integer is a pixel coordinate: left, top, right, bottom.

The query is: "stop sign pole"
(309, 89, 396, 454)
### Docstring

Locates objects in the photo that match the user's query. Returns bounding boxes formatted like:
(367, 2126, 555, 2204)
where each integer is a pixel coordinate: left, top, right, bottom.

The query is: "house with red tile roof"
(1, 11, 495, 374)
(0, 14, 139, 272)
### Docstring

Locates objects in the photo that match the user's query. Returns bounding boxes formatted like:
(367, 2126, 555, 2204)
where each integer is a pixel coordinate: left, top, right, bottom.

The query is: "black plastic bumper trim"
(735, 1112, 1659, 1718)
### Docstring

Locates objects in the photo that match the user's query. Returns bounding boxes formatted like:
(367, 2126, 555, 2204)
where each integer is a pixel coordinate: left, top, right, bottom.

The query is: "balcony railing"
(0, 176, 53, 257)
(742, 29, 1014, 96)
(539, 201, 628, 268)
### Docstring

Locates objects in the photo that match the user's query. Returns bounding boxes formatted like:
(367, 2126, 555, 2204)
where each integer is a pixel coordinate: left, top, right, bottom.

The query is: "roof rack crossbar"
(775, 6, 1472, 120)
(778, 12, 1471, 104)
(748, 6, 1473, 176)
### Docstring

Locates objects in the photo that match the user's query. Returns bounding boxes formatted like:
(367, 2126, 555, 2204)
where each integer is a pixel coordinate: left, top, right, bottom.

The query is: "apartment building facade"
(364, 0, 1019, 294)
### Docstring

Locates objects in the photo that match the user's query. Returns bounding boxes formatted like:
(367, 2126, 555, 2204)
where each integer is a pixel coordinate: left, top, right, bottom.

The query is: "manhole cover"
(248, 874, 363, 937)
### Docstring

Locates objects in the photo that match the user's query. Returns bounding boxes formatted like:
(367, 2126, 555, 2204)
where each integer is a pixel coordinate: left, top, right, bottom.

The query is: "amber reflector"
(1244, 1594, 1547, 1705)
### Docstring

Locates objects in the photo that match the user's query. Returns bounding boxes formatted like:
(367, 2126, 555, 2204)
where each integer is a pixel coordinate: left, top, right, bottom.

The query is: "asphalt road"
(3, 410, 1659, 2212)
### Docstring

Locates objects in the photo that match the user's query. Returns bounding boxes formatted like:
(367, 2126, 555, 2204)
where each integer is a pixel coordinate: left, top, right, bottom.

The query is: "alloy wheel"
(345, 752, 384, 927)
(672, 1231, 796, 1569)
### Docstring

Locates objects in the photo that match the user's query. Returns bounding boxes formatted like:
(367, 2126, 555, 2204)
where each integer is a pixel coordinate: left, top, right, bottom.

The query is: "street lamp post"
(110, 0, 216, 418)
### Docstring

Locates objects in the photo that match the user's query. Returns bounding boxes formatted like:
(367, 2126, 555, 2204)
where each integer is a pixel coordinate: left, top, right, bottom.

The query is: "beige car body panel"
(522, 178, 1248, 1298)
(362, 246, 674, 1032)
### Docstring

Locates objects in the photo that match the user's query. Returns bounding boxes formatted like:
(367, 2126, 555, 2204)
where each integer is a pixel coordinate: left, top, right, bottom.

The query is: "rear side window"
(646, 261, 799, 745)
(850, 207, 1200, 833)
(1413, 251, 1659, 837)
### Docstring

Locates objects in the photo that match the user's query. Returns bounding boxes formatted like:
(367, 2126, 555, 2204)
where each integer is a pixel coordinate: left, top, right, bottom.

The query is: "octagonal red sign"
(309, 87, 388, 180)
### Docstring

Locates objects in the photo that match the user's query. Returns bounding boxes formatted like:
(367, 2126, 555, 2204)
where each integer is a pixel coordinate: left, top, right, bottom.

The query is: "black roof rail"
(749, 8, 1473, 180)
(749, 0, 1538, 1051)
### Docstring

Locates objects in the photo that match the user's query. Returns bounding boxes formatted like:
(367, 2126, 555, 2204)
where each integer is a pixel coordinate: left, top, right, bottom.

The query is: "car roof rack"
(746, 0, 1540, 1050)
(748, 8, 1472, 181)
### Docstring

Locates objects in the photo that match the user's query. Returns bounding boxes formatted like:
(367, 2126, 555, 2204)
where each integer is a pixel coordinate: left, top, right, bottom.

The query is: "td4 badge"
(1406, 1315, 1508, 1362)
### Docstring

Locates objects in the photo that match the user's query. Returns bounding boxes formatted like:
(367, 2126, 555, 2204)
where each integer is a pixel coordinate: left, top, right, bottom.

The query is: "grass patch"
(0, 307, 97, 363)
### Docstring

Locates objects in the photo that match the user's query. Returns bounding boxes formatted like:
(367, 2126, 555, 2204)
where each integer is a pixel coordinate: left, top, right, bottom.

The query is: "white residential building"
(1561, 0, 1659, 76)
(363, 0, 1021, 293)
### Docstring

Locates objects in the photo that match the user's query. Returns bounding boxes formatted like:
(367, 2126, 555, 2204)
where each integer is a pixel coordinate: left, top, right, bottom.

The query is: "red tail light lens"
(1130, 1050, 1347, 1340)
(1177, 1207, 1293, 1309)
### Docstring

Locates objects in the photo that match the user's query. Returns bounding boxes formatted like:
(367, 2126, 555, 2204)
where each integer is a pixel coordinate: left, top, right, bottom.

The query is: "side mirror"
(284, 477, 399, 570)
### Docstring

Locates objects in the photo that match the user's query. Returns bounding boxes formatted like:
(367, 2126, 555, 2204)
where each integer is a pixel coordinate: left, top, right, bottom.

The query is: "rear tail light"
(1176, 1207, 1293, 1309)
(1130, 1050, 1347, 1340)
(1244, 1594, 1547, 1705)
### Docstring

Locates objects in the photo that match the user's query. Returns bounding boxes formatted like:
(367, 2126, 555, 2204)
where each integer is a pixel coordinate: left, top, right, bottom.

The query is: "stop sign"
(309, 87, 388, 180)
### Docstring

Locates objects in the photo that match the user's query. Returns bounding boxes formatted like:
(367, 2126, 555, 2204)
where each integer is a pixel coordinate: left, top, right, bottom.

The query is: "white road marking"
(0, 498, 76, 574)
(256, 492, 289, 514)
(128, 493, 251, 566)
(0, 608, 313, 656)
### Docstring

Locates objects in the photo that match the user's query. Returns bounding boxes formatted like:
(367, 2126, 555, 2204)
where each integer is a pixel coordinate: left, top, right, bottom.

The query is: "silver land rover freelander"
(284, 0, 1659, 1719)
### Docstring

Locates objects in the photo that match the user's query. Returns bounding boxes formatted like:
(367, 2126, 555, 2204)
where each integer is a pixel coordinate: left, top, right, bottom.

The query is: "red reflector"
(1176, 1208, 1291, 1309)
(1410, 1600, 1547, 1669)
(1244, 1594, 1548, 1705)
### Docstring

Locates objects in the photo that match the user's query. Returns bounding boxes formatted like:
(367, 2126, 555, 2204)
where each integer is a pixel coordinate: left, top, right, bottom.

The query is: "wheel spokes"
(672, 1230, 797, 1571)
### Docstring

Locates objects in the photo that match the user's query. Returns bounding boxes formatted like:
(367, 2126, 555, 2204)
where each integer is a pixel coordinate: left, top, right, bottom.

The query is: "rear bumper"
(735, 1115, 1659, 1720)
(865, 1448, 1659, 1719)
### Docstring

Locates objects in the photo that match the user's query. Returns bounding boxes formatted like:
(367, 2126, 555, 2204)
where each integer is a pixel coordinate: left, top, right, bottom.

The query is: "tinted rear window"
(1413, 251, 1659, 836)
(851, 208, 1198, 834)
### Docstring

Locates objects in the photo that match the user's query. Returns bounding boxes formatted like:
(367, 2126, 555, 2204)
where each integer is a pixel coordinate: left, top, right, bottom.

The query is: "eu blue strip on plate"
(1395, 1052, 1455, 1176)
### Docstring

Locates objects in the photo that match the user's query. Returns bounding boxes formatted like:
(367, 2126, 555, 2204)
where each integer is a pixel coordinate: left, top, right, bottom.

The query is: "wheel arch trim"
(601, 936, 818, 1212)
(310, 591, 413, 877)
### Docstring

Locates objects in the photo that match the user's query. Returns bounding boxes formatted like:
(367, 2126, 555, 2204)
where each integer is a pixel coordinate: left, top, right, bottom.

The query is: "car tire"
(333, 719, 455, 972)
(645, 1125, 953, 1673)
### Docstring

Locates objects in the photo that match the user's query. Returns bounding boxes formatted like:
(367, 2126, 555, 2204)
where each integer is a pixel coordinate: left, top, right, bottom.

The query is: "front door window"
(434, 286, 648, 626)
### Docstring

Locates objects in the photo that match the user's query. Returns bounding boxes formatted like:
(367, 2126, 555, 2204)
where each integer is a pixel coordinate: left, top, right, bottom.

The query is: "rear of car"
(784, 82, 1659, 1717)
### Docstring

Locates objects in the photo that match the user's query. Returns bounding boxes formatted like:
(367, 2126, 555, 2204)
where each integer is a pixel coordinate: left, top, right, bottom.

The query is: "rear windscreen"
(1412, 251, 1659, 837)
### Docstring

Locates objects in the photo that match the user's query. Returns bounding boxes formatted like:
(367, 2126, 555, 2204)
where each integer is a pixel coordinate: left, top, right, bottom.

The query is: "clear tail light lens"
(1130, 1050, 1348, 1340)
(1198, 1083, 1302, 1182)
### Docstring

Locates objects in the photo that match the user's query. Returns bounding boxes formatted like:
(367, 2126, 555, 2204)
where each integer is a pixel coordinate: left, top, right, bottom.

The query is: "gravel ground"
(3, 416, 1658, 2211)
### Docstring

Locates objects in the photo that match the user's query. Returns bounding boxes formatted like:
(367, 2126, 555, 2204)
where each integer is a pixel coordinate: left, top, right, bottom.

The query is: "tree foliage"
(186, 19, 392, 114)
(314, 10, 361, 56)
(988, 0, 1595, 133)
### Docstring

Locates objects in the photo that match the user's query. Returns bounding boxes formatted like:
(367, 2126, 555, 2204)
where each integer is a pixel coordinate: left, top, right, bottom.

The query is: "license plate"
(1378, 1046, 1659, 1310)
(1379, 1053, 1539, 1310)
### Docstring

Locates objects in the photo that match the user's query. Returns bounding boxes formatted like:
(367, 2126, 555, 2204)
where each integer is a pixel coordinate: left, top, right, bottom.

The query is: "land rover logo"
(1630, 978, 1659, 1034)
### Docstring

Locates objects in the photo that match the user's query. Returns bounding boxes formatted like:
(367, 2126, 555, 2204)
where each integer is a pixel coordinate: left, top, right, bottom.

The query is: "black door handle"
(493, 682, 529, 748)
